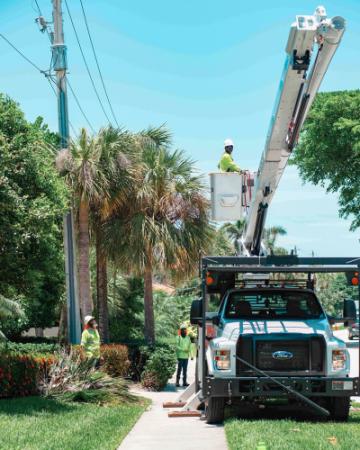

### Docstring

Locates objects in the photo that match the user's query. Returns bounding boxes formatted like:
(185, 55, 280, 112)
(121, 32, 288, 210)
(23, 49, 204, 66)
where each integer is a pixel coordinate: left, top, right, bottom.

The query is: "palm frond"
(0, 295, 24, 319)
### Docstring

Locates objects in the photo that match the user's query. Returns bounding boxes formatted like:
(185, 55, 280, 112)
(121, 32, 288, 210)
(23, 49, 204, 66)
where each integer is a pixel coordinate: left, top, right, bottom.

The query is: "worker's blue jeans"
(176, 358, 189, 384)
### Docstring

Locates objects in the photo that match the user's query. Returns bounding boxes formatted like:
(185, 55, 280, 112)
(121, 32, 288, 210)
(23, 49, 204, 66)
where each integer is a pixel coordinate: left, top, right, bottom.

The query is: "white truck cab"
(207, 288, 350, 380)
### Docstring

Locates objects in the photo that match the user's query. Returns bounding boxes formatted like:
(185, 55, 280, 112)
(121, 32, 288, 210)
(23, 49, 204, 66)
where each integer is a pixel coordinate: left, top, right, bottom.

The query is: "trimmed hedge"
(101, 345, 131, 378)
(0, 343, 57, 398)
(0, 353, 54, 398)
(0, 342, 59, 356)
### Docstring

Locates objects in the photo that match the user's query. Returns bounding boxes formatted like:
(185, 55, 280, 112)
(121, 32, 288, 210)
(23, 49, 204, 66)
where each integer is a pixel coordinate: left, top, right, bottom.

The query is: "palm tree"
(56, 129, 98, 317)
(221, 220, 246, 255)
(91, 127, 136, 342)
(0, 295, 24, 341)
(263, 226, 287, 254)
(105, 126, 212, 344)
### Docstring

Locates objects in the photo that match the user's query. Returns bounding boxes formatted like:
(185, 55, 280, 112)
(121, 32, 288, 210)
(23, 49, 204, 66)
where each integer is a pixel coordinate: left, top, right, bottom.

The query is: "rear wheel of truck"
(205, 397, 225, 424)
(329, 397, 350, 421)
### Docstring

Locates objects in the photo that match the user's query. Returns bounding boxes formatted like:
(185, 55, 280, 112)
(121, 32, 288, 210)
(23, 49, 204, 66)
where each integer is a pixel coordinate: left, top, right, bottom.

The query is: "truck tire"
(206, 397, 225, 424)
(329, 397, 350, 421)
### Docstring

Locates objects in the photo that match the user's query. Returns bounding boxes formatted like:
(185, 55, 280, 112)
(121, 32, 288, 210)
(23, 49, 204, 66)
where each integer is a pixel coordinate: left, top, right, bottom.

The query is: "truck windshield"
(224, 291, 324, 320)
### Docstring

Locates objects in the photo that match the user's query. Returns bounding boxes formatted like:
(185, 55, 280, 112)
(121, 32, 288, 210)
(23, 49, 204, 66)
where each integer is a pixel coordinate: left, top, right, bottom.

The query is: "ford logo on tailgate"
(272, 351, 293, 360)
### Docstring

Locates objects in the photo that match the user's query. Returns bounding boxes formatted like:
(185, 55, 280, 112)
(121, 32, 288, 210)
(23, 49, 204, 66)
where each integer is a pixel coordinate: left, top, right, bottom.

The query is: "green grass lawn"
(225, 411, 360, 450)
(0, 396, 149, 450)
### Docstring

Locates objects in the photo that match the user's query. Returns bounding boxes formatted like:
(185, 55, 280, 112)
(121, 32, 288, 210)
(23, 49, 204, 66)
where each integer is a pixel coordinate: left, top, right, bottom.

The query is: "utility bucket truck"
(190, 257, 360, 423)
(166, 6, 360, 423)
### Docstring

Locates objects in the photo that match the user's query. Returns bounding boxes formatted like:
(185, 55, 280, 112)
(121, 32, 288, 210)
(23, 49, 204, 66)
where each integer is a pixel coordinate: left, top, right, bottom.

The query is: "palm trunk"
(144, 262, 155, 345)
(96, 226, 109, 343)
(58, 302, 68, 344)
(78, 199, 93, 317)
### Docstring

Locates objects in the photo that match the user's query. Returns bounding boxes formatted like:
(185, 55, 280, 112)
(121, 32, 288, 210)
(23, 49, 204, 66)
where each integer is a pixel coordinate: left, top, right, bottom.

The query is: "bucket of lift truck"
(210, 172, 255, 221)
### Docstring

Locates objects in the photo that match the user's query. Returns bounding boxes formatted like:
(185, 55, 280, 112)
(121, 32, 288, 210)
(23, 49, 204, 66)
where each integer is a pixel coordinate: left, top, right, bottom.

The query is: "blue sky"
(1, 0, 359, 256)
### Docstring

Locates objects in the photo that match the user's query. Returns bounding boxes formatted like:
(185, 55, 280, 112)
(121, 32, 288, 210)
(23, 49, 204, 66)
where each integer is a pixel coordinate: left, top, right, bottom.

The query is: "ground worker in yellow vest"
(218, 138, 241, 173)
(81, 315, 101, 367)
(175, 323, 194, 387)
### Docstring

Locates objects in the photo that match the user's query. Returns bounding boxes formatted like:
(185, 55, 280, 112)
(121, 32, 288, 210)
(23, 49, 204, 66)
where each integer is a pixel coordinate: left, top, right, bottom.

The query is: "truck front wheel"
(328, 397, 350, 421)
(205, 397, 225, 424)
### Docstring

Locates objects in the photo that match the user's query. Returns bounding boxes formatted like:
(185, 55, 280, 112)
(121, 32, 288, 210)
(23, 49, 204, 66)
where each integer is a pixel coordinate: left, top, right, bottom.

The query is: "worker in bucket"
(81, 315, 101, 367)
(218, 138, 241, 173)
(175, 323, 193, 387)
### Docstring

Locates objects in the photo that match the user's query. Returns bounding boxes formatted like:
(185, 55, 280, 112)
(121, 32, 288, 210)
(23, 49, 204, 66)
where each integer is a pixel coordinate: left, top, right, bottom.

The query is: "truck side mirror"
(190, 299, 203, 325)
(327, 314, 335, 325)
(343, 299, 357, 321)
(212, 316, 220, 326)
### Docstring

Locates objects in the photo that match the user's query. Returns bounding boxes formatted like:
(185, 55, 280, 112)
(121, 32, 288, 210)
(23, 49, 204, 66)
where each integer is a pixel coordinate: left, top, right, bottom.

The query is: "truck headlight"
(332, 350, 347, 370)
(214, 350, 231, 370)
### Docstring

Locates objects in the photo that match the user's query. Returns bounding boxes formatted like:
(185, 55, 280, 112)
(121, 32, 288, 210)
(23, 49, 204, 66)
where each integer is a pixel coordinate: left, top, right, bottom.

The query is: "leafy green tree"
(0, 94, 67, 335)
(106, 126, 212, 344)
(316, 273, 358, 315)
(153, 291, 194, 342)
(292, 90, 360, 230)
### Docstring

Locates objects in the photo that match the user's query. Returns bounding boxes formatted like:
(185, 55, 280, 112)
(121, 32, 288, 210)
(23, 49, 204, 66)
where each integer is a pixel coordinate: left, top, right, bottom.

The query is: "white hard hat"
(224, 138, 234, 147)
(84, 315, 95, 325)
(180, 323, 187, 329)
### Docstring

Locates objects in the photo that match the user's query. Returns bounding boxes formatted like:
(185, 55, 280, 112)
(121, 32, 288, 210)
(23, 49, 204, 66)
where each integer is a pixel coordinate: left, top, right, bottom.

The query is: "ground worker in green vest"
(175, 323, 194, 387)
(218, 138, 241, 173)
(81, 315, 101, 367)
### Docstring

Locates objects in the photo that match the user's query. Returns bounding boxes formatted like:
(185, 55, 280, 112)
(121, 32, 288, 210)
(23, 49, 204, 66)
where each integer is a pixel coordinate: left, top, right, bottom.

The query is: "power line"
(0, 33, 45, 73)
(67, 78, 96, 133)
(79, 0, 120, 128)
(64, 0, 113, 125)
(0, 32, 80, 140)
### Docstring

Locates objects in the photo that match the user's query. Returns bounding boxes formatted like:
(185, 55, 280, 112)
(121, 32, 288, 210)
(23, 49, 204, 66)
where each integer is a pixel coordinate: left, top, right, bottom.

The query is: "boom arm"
(242, 6, 345, 256)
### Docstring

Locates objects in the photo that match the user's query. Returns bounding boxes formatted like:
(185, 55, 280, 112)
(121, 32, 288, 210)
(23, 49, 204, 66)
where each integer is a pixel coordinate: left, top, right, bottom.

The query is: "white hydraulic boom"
(241, 6, 345, 256)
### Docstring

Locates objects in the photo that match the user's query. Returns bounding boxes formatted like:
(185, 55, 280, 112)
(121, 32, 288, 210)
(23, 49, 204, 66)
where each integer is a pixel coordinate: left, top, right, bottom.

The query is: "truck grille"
(236, 335, 324, 375)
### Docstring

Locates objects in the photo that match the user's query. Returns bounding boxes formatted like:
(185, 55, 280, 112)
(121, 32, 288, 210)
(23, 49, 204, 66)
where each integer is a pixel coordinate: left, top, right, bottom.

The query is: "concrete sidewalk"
(118, 360, 228, 450)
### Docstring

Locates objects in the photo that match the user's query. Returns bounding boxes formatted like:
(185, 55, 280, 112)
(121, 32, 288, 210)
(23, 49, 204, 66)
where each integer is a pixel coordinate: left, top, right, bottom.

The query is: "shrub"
(0, 353, 54, 398)
(0, 342, 59, 356)
(141, 344, 176, 391)
(101, 345, 131, 378)
(0, 342, 57, 398)
(127, 343, 152, 381)
(40, 350, 136, 405)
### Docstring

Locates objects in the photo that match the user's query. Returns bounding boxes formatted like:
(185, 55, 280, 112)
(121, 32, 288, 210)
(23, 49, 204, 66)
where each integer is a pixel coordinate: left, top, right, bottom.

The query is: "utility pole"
(52, 0, 81, 343)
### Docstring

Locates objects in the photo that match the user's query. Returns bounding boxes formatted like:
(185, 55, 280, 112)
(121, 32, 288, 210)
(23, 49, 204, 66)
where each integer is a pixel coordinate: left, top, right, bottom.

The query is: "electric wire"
(79, 0, 120, 128)
(0, 32, 80, 140)
(0, 33, 44, 73)
(64, 0, 113, 125)
(67, 78, 96, 133)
